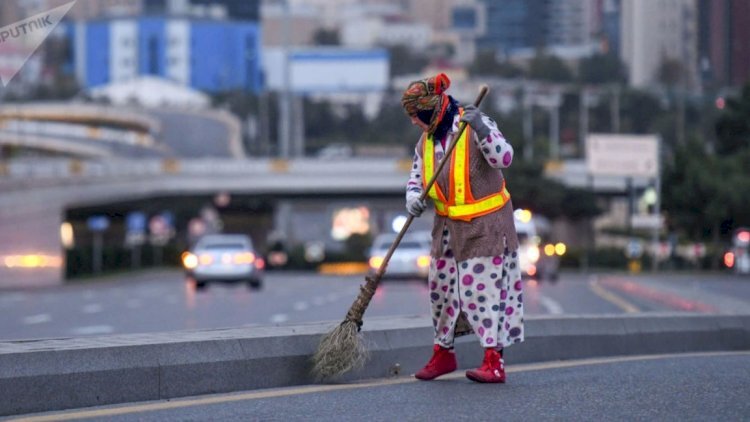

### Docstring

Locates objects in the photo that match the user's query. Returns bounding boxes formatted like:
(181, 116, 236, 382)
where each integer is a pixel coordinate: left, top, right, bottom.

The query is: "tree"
(504, 160, 601, 221)
(619, 89, 663, 133)
(663, 139, 750, 244)
(578, 53, 627, 85)
(528, 53, 574, 83)
(715, 84, 750, 155)
(657, 58, 684, 87)
(387, 45, 430, 77)
(469, 51, 524, 78)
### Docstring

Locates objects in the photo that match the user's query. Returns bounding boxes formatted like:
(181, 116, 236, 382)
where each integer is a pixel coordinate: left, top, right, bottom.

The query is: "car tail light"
(256, 257, 265, 270)
(527, 264, 537, 277)
(416, 255, 430, 268)
(724, 252, 735, 268)
(233, 252, 256, 265)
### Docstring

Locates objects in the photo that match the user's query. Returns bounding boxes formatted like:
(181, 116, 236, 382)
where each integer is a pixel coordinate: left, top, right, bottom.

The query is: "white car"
(182, 234, 264, 290)
(368, 231, 432, 279)
(514, 209, 562, 281)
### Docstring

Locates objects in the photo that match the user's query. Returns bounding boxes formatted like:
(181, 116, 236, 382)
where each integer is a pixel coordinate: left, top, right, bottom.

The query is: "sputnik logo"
(0, 1, 76, 87)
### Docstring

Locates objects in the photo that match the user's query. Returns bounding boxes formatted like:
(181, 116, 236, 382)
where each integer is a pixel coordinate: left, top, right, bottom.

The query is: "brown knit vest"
(417, 131, 519, 262)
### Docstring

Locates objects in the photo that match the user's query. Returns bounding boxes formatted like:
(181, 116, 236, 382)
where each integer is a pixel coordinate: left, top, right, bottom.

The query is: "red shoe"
(465, 348, 506, 383)
(415, 344, 457, 380)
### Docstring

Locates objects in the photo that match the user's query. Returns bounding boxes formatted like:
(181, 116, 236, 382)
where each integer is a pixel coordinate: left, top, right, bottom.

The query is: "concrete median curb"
(2, 313, 749, 416)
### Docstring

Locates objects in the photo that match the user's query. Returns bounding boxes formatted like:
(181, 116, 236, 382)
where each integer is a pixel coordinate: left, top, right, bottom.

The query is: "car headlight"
(233, 252, 256, 265)
(198, 254, 214, 266)
(544, 244, 555, 256)
(182, 252, 198, 270)
(416, 255, 430, 268)
(369, 256, 384, 269)
(555, 242, 566, 256)
(527, 246, 540, 263)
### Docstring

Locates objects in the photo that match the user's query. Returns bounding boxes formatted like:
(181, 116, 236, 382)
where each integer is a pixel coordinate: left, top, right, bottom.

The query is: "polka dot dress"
(429, 228, 524, 349)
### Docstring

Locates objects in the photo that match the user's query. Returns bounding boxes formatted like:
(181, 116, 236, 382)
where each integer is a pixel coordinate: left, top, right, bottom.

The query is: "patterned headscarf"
(401, 73, 451, 134)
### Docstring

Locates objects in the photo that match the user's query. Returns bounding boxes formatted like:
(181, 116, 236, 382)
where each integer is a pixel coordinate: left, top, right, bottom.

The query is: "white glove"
(406, 195, 427, 217)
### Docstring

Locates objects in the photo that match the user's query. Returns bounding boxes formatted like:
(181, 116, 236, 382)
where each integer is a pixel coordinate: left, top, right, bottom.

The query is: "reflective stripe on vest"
(422, 110, 511, 222)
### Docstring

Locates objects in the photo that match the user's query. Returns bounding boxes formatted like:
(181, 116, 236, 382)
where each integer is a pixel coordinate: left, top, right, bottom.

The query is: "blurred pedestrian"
(401, 73, 523, 383)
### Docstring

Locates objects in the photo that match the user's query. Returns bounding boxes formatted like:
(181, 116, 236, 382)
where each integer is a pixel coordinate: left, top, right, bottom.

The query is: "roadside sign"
(149, 215, 168, 236)
(86, 215, 110, 232)
(125, 212, 147, 247)
(126, 212, 147, 233)
(586, 134, 659, 177)
(149, 212, 175, 247)
(625, 239, 643, 259)
(631, 214, 664, 230)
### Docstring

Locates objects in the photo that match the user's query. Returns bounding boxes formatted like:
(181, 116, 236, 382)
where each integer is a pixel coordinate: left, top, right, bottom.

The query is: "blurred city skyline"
(0, 0, 747, 96)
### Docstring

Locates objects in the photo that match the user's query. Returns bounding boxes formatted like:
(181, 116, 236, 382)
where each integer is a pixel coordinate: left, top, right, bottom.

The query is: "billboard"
(263, 48, 389, 93)
(586, 134, 659, 178)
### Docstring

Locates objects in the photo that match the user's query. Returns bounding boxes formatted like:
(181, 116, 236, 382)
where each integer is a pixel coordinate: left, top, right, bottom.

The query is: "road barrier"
(1, 313, 748, 416)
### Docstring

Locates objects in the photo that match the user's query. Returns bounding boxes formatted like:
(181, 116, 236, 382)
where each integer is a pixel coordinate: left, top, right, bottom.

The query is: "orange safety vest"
(422, 110, 511, 222)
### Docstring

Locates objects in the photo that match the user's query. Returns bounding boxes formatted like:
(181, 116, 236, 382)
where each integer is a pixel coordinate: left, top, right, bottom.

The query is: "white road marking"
(71, 325, 114, 335)
(1, 293, 27, 304)
(23, 314, 51, 325)
(82, 304, 103, 314)
(269, 314, 288, 324)
(539, 295, 564, 314)
(293, 302, 309, 311)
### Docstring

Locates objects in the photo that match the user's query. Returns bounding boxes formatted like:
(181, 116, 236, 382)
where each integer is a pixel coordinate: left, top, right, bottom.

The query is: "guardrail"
(1, 120, 156, 148)
(0, 158, 414, 185)
(0, 103, 162, 135)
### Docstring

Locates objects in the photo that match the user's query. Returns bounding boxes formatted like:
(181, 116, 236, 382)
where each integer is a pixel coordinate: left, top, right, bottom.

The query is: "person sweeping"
(402, 73, 524, 383)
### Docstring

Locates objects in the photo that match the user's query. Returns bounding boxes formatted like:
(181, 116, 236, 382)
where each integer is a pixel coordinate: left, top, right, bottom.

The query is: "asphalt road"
(2, 270, 749, 341)
(15, 351, 750, 421)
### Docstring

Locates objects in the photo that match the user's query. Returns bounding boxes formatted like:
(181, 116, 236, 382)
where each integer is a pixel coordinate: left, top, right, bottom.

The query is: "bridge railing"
(0, 158, 414, 187)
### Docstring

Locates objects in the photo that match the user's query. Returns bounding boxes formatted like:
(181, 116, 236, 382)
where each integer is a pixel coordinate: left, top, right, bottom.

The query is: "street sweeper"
(401, 73, 524, 383)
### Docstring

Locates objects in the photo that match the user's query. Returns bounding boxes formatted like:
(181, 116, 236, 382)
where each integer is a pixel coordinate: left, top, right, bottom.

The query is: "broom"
(312, 85, 490, 380)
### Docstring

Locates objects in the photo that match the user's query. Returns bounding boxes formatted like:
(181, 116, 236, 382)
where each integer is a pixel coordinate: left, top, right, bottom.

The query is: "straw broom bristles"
(312, 276, 377, 380)
(311, 319, 367, 380)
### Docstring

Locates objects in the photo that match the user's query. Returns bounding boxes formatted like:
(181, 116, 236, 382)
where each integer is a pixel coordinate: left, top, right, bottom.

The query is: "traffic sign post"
(149, 212, 175, 267)
(87, 215, 110, 275)
(126, 212, 147, 269)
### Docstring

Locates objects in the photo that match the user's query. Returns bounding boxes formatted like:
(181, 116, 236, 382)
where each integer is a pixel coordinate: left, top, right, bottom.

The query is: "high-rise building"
(698, 0, 750, 88)
(476, 0, 601, 55)
(602, 0, 621, 55)
(66, 16, 262, 92)
(548, 0, 599, 47)
(477, 0, 549, 53)
(620, 0, 699, 90)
